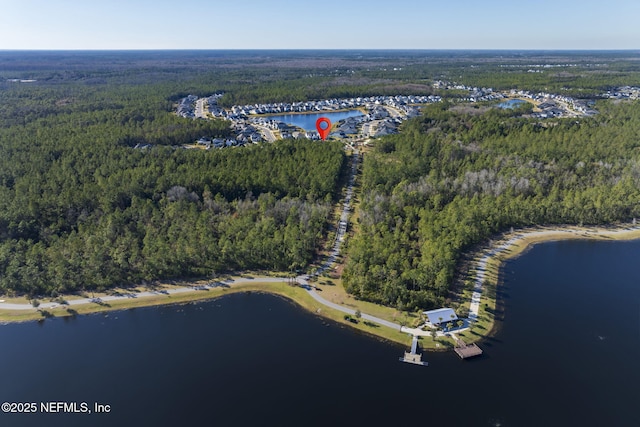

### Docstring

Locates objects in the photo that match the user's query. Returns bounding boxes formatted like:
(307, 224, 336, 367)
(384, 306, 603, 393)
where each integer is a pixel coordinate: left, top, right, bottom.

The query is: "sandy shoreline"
(2, 223, 639, 349)
(466, 223, 640, 334)
(0, 275, 416, 346)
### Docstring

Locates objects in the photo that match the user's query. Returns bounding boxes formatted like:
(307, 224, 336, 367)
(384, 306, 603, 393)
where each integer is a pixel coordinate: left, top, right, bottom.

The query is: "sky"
(1, 0, 639, 50)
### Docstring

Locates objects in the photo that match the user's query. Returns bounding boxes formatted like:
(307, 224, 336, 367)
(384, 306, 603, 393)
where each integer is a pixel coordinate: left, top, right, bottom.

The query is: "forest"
(343, 100, 640, 310)
(0, 120, 345, 296)
(0, 53, 348, 296)
(2, 50, 640, 306)
(0, 119, 345, 296)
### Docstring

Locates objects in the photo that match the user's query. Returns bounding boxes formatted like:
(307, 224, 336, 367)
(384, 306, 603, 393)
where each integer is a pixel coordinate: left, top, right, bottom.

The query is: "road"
(0, 148, 408, 333)
(468, 225, 640, 321)
(6, 144, 635, 340)
(292, 148, 413, 332)
(194, 98, 207, 119)
(253, 123, 277, 142)
(0, 145, 468, 340)
(304, 149, 358, 277)
(0, 277, 287, 311)
(304, 282, 402, 330)
(361, 122, 373, 137)
(383, 105, 403, 119)
(552, 98, 580, 117)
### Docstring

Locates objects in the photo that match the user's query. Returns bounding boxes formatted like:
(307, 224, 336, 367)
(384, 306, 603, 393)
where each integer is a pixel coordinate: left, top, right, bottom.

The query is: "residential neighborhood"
(174, 83, 605, 150)
(433, 80, 599, 118)
(175, 93, 442, 148)
(176, 95, 198, 118)
(603, 86, 640, 100)
(226, 94, 440, 117)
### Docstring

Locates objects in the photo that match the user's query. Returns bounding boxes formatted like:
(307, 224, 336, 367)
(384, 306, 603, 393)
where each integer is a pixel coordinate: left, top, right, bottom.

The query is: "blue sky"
(1, 0, 638, 50)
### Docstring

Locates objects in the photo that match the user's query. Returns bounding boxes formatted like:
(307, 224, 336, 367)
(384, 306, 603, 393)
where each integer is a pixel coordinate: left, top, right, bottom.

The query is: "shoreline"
(0, 276, 414, 346)
(461, 223, 640, 343)
(247, 106, 368, 119)
(2, 223, 639, 350)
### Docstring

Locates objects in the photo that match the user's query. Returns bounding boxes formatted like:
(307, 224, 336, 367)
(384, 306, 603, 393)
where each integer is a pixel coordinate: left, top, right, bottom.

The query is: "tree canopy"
(343, 101, 640, 310)
(0, 68, 346, 297)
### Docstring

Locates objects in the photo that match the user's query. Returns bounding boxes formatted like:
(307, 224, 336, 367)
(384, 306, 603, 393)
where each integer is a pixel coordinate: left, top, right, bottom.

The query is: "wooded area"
(2, 51, 640, 307)
(0, 55, 347, 296)
(343, 101, 640, 309)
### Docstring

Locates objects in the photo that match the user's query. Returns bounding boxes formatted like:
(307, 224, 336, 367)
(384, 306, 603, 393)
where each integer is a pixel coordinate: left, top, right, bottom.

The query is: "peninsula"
(2, 50, 640, 352)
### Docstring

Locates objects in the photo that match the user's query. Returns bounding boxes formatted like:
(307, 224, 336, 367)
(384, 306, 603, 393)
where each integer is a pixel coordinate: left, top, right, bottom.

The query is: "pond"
(265, 110, 364, 131)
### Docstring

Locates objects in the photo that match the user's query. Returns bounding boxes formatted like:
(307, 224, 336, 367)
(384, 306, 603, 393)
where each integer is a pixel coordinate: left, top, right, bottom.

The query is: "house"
(538, 102, 553, 110)
(423, 308, 458, 327)
(337, 120, 358, 135)
(305, 130, 320, 140)
(374, 122, 397, 137)
(196, 137, 211, 148)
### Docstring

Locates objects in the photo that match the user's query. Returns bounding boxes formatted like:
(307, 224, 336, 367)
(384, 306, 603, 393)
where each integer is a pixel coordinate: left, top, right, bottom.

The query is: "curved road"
(0, 147, 458, 339)
(0, 147, 470, 340)
(468, 225, 640, 321)
(8, 145, 631, 342)
(294, 148, 411, 331)
(0, 148, 406, 334)
(0, 278, 286, 311)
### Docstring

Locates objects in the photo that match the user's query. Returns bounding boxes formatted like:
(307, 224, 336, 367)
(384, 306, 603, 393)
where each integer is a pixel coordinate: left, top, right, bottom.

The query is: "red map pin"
(315, 117, 331, 141)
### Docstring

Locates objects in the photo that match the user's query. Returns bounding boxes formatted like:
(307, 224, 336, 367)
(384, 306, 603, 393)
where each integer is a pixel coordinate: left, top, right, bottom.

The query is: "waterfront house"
(423, 308, 458, 327)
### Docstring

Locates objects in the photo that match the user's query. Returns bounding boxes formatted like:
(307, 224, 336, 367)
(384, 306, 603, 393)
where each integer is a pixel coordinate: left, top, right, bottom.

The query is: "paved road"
(0, 277, 287, 311)
(253, 123, 277, 142)
(292, 149, 411, 332)
(309, 149, 358, 276)
(0, 153, 358, 313)
(383, 105, 403, 119)
(6, 146, 635, 341)
(468, 226, 640, 320)
(194, 98, 207, 119)
(0, 147, 416, 336)
(304, 282, 402, 330)
(0, 152, 359, 315)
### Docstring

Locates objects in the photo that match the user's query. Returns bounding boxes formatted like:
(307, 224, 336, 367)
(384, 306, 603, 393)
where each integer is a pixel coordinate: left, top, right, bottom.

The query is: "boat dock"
(399, 335, 428, 366)
(454, 337, 483, 359)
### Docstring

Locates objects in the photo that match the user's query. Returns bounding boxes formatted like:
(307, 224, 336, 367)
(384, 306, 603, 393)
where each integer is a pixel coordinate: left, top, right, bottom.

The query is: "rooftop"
(423, 308, 458, 325)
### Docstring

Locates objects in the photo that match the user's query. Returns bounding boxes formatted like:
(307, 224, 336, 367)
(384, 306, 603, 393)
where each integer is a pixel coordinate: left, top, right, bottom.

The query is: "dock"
(399, 335, 428, 366)
(454, 337, 483, 359)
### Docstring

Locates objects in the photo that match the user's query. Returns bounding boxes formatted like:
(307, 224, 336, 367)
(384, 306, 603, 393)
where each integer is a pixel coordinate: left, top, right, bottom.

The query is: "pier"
(453, 337, 483, 359)
(399, 335, 428, 366)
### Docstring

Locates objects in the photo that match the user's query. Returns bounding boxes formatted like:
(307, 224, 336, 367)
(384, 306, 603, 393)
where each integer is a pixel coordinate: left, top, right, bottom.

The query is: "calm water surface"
(1, 240, 638, 426)
(498, 99, 528, 109)
(266, 110, 363, 130)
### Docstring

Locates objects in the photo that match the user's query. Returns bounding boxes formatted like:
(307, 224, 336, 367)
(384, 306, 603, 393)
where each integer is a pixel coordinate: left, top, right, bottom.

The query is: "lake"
(498, 99, 528, 109)
(265, 110, 364, 131)
(1, 239, 638, 426)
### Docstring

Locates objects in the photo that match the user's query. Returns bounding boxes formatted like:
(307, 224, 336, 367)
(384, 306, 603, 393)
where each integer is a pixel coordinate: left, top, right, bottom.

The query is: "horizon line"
(1, 48, 639, 52)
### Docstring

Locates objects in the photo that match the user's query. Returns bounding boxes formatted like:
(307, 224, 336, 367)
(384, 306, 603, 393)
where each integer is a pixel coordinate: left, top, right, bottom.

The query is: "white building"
(423, 308, 458, 327)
